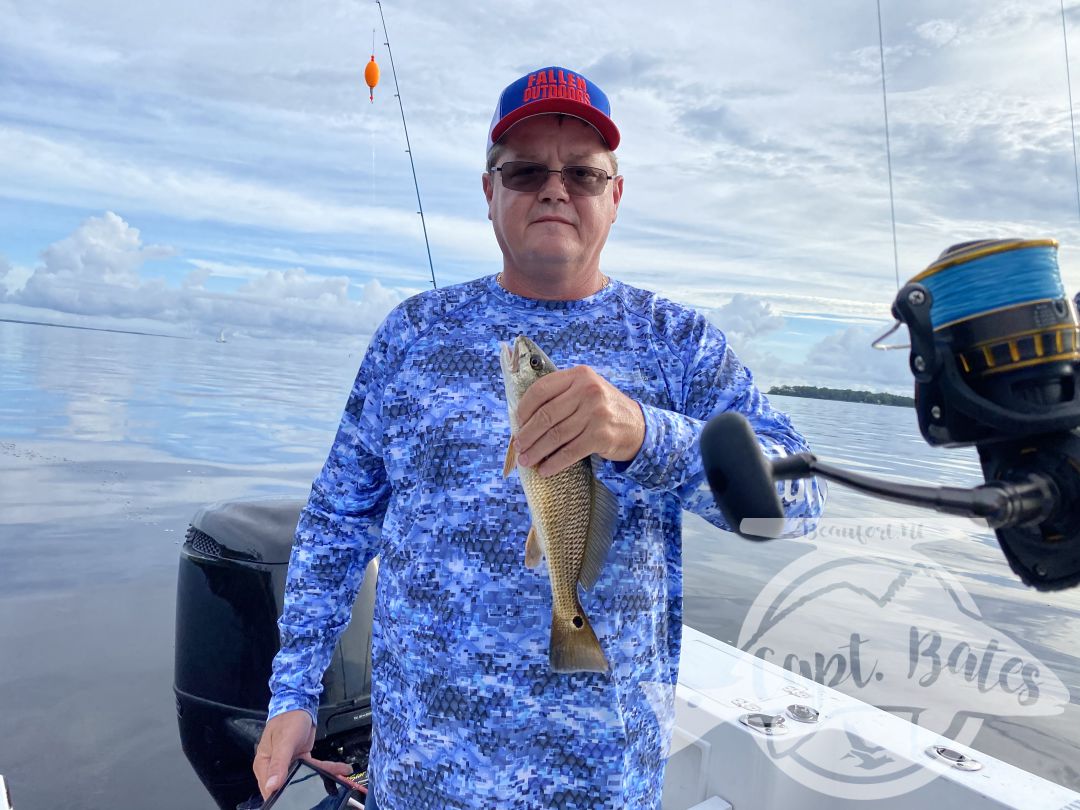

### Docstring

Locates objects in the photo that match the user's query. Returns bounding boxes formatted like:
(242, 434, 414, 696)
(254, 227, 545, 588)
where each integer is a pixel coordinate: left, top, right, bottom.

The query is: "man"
(254, 65, 825, 809)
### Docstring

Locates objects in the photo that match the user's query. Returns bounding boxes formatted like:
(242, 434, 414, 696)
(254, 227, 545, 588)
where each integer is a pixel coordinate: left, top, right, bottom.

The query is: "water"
(1, 319, 1078, 808)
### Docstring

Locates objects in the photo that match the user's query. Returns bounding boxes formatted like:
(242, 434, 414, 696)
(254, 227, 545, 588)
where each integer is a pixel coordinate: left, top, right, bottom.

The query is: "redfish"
(499, 335, 618, 673)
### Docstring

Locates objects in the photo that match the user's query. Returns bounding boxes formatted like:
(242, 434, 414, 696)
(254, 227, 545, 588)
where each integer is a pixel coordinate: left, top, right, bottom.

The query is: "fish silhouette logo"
(730, 518, 1070, 799)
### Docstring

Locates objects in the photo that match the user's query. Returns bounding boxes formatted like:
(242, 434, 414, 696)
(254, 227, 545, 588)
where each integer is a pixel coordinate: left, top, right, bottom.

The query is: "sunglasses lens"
(500, 162, 547, 191)
(497, 162, 610, 196)
(563, 166, 608, 196)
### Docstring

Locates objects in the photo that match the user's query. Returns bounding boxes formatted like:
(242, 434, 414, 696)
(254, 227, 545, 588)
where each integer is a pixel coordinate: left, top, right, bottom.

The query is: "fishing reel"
(702, 239, 1080, 591)
(889, 240, 1080, 589)
(891, 239, 1080, 448)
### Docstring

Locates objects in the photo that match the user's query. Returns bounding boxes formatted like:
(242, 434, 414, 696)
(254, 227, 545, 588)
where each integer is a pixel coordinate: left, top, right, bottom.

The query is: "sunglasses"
(492, 161, 613, 197)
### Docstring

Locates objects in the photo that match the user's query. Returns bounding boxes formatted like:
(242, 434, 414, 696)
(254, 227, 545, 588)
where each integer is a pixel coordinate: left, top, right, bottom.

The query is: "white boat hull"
(664, 626, 1080, 809)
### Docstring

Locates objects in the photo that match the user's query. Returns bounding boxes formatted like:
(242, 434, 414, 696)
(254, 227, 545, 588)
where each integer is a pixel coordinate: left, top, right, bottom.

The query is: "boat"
(161, 496, 1080, 810)
(6, 7, 1080, 808)
(153, 12, 1080, 804)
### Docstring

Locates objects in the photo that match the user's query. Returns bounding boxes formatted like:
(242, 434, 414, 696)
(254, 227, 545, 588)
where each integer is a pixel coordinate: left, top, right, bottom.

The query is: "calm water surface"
(1, 319, 1078, 808)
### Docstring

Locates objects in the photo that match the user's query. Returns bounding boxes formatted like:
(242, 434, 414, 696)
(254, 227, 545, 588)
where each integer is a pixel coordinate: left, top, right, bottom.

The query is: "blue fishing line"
(921, 245, 1065, 328)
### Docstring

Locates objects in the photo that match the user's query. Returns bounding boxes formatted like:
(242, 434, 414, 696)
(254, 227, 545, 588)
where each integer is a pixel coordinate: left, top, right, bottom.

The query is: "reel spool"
(891, 239, 1080, 447)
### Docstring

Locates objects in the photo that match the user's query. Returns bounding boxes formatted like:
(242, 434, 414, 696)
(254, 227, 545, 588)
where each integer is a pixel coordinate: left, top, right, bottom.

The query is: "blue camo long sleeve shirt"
(269, 275, 826, 810)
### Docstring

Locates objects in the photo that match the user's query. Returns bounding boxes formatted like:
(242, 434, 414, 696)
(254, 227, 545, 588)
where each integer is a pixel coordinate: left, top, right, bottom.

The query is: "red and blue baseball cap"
(488, 66, 620, 150)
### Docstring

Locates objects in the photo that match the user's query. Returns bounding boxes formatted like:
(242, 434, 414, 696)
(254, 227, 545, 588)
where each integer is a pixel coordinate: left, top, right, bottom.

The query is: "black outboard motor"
(174, 498, 376, 810)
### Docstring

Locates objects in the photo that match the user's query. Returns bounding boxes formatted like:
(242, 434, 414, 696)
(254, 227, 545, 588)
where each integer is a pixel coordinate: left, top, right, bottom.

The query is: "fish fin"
(525, 524, 543, 568)
(502, 440, 517, 477)
(579, 477, 618, 591)
(550, 606, 609, 673)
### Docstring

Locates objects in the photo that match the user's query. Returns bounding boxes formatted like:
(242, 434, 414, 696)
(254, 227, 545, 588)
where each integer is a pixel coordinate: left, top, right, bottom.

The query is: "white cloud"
(41, 211, 172, 285)
(0, 254, 26, 295)
(800, 325, 912, 392)
(181, 266, 211, 290)
(6, 212, 409, 340)
(706, 294, 786, 342)
(831, 43, 917, 88)
(189, 259, 311, 283)
(14, 212, 172, 316)
(732, 321, 913, 395)
(0, 128, 430, 242)
(915, 20, 960, 47)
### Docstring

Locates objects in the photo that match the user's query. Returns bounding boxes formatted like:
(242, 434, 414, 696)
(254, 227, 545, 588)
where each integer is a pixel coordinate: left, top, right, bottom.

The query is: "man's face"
(483, 115, 623, 277)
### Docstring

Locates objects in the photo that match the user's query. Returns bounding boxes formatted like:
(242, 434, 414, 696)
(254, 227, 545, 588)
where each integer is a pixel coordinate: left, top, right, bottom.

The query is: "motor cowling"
(174, 498, 375, 809)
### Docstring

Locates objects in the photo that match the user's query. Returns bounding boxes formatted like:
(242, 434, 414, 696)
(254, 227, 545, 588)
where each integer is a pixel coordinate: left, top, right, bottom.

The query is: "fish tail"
(550, 605, 608, 673)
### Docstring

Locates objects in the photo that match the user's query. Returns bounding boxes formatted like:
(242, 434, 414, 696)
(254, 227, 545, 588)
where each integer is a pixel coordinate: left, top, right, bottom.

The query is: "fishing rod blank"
(375, 0, 437, 289)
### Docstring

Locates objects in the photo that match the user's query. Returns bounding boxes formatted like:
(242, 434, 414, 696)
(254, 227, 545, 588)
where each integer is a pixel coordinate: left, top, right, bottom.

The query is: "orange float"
(364, 55, 380, 103)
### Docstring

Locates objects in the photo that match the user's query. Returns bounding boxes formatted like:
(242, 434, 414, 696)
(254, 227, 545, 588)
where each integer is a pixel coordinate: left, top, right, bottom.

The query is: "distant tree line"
(767, 384, 914, 407)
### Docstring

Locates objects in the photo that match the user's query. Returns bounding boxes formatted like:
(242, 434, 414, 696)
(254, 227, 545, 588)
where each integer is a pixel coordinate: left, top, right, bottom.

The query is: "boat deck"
(664, 626, 1080, 809)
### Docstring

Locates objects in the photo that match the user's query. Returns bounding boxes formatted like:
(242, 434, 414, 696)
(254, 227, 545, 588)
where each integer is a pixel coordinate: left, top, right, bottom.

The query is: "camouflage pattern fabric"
(269, 275, 826, 809)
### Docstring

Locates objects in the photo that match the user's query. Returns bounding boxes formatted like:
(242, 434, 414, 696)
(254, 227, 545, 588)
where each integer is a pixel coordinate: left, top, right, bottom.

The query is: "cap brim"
(490, 98, 620, 150)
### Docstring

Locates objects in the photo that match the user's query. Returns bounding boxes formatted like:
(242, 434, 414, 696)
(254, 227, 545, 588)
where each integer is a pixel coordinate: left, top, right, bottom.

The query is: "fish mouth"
(511, 335, 533, 373)
(499, 341, 514, 374)
(512, 336, 523, 373)
(500, 338, 523, 374)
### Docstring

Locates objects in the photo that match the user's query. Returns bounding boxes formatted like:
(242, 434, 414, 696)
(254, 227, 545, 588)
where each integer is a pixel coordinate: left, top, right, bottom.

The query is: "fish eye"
(529, 354, 542, 370)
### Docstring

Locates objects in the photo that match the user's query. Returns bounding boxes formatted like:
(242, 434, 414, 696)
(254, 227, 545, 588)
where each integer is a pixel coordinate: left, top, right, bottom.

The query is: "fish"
(499, 335, 618, 673)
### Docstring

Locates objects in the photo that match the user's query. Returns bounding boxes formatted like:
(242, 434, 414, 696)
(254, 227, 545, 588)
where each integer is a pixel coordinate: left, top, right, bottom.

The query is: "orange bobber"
(364, 55, 380, 102)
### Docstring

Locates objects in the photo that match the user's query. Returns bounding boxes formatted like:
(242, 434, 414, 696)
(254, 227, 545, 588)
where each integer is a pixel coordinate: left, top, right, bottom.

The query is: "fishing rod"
(1062, 0, 1080, 225)
(374, 0, 437, 289)
(876, 0, 900, 289)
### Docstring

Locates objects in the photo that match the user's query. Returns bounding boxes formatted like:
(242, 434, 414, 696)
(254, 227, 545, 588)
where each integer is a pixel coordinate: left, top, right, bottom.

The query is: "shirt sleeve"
(268, 309, 405, 723)
(614, 313, 826, 535)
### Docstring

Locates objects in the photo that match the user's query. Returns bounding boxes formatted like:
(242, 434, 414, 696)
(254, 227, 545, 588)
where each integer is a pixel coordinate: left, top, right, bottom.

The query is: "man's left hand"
(514, 365, 645, 477)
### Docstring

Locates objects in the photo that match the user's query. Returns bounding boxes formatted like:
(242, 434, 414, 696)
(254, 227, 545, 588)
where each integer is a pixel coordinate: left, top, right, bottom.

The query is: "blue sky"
(3, 0, 1080, 392)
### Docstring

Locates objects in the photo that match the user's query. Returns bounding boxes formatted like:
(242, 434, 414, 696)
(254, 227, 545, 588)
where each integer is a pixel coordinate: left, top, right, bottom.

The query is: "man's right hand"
(253, 710, 316, 800)
(253, 710, 356, 800)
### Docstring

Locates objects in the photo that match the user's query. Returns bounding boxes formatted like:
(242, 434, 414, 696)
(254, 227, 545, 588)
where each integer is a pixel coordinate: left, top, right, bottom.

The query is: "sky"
(3, 0, 1080, 392)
